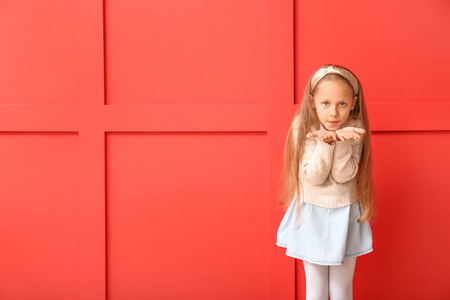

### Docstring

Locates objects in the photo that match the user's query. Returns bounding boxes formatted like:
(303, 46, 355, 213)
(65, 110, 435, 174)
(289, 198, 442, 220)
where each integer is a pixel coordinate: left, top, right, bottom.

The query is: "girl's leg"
(329, 257, 357, 300)
(303, 260, 330, 300)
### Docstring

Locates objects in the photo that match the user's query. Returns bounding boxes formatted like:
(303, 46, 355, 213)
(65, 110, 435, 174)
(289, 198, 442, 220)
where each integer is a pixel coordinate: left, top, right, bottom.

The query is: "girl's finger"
(307, 132, 316, 139)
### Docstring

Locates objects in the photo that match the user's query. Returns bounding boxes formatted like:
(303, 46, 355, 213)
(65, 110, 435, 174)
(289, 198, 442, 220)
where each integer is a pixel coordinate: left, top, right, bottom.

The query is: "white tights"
(303, 257, 357, 300)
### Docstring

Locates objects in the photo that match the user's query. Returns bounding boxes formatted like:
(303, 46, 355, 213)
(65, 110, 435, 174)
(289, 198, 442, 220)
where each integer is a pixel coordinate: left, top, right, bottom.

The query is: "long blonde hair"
(278, 64, 377, 225)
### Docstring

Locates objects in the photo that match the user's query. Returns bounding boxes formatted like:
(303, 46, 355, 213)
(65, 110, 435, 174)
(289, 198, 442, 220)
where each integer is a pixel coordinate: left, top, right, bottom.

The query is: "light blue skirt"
(276, 196, 373, 266)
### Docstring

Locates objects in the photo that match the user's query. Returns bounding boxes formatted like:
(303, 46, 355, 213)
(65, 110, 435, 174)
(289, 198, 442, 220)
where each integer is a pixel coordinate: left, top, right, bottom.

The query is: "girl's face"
(310, 79, 357, 131)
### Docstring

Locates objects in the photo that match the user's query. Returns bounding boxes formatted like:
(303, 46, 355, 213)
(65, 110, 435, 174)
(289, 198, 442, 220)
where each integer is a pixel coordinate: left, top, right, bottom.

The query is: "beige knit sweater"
(293, 117, 364, 208)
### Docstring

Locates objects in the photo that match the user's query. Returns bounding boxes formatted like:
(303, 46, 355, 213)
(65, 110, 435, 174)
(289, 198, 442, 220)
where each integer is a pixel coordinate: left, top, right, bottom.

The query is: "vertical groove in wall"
(103, 1, 108, 299)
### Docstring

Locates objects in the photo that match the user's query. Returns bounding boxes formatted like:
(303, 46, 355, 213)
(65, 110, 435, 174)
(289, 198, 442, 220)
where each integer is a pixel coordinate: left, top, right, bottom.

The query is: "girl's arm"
(330, 127, 364, 184)
(300, 136, 336, 185)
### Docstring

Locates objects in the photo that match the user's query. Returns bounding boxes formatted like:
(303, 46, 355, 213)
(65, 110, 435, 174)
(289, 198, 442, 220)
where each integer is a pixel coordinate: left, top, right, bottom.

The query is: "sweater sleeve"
(330, 134, 364, 184)
(300, 136, 336, 185)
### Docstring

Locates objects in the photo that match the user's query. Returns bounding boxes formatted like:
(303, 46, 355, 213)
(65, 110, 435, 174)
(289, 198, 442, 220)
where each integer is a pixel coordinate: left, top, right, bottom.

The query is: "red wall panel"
(296, 1, 450, 105)
(106, 133, 268, 299)
(105, 0, 268, 105)
(0, 133, 79, 299)
(366, 132, 450, 298)
(0, 1, 105, 299)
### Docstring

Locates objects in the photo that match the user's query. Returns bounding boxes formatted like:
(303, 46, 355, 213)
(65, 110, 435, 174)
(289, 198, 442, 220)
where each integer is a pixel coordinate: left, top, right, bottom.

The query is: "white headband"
(310, 65, 359, 96)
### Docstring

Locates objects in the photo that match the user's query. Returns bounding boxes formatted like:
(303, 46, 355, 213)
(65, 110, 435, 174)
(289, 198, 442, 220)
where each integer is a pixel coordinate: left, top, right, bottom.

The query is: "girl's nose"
(330, 107, 338, 116)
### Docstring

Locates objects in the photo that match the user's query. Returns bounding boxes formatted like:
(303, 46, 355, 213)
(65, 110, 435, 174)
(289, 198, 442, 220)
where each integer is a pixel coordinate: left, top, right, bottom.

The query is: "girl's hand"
(306, 129, 337, 144)
(335, 127, 366, 141)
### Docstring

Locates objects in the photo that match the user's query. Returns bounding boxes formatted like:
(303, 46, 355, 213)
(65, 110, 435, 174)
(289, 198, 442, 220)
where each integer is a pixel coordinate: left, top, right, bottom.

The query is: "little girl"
(276, 64, 376, 300)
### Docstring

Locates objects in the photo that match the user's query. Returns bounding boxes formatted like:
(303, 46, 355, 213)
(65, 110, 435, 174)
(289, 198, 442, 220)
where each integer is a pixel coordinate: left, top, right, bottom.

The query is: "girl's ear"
(351, 96, 358, 110)
(309, 94, 316, 109)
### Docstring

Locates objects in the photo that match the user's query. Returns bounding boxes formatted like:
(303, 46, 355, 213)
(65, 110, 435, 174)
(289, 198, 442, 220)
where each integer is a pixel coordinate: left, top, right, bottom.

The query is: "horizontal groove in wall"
(0, 102, 448, 132)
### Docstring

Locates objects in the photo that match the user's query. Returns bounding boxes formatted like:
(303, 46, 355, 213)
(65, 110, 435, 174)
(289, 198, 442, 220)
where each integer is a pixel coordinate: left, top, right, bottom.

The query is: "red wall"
(0, 0, 449, 299)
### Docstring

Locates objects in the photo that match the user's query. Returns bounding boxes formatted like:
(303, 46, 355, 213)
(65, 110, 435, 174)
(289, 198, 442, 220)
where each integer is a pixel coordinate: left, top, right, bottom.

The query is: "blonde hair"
(278, 64, 377, 227)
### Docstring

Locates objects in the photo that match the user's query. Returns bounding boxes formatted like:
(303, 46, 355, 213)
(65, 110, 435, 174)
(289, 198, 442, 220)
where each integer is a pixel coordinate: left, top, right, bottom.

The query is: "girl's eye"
(321, 102, 347, 106)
